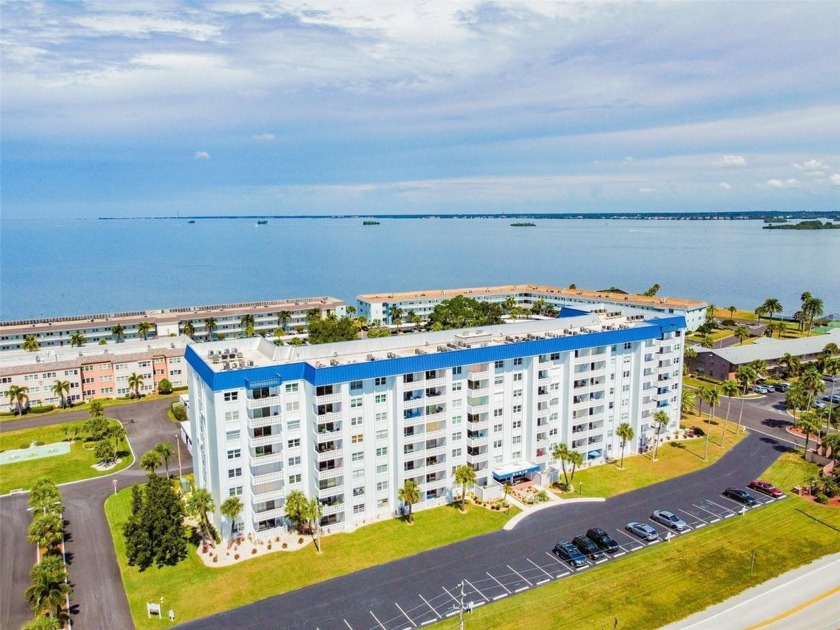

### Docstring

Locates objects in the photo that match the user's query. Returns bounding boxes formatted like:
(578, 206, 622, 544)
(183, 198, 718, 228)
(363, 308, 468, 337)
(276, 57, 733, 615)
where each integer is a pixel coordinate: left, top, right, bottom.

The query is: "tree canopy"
(123, 474, 188, 571)
(426, 295, 504, 330)
(307, 315, 359, 344)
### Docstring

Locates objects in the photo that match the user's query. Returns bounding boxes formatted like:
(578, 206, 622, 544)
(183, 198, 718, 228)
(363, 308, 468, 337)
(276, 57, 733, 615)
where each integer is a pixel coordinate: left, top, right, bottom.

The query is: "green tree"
(240, 313, 256, 337)
(69, 331, 85, 347)
(50, 380, 70, 409)
(137, 321, 153, 340)
(720, 380, 740, 446)
(758, 298, 783, 323)
(735, 365, 757, 432)
(23, 335, 41, 352)
(7, 384, 30, 415)
(182, 320, 196, 338)
(802, 295, 824, 336)
(154, 442, 173, 478)
(140, 449, 162, 475)
(683, 346, 697, 375)
(21, 616, 63, 630)
(124, 474, 188, 570)
(701, 335, 714, 349)
(705, 304, 717, 322)
(366, 326, 391, 338)
(727, 305, 736, 319)
(277, 310, 292, 331)
(27, 511, 64, 553)
(220, 496, 243, 541)
(88, 399, 104, 418)
(651, 410, 670, 461)
(799, 366, 825, 409)
(305, 498, 323, 551)
(681, 389, 696, 418)
(454, 465, 477, 512)
(426, 295, 504, 330)
(83, 415, 111, 441)
(397, 479, 421, 524)
(284, 490, 308, 532)
(616, 422, 635, 469)
(157, 377, 172, 395)
(552, 443, 571, 487)
(94, 440, 116, 465)
(734, 325, 750, 345)
(307, 315, 359, 344)
(567, 449, 584, 484)
(796, 412, 822, 459)
(128, 372, 144, 398)
(204, 317, 217, 341)
(703, 387, 720, 460)
(389, 305, 404, 326)
(24, 555, 71, 620)
(29, 478, 62, 515)
(111, 324, 125, 343)
(502, 296, 516, 315)
(187, 488, 216, 544)
(785, 381, 808, 421)
(643, 283, 660, 297)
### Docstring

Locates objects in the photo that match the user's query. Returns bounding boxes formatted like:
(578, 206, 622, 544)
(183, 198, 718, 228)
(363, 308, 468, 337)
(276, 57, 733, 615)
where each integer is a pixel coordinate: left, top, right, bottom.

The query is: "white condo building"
(186, 310, 686, 539)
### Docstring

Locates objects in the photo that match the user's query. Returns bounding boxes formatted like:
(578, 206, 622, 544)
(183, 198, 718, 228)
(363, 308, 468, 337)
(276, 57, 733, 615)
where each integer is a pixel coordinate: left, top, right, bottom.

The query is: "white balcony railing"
(317, 466, 344, 480)
(251, 488, 284, 504)
(251, 470, 284, 485)
(249, 415, 281, 429)
(247, 395, 282, 410)
(252, 507, 285, 521)
(248, 433, 284, 449)
(315, 429, 342, 444)
(251, 451, 284, 465)
(321, 503, 344, 516)
(315, 392, 342, 405)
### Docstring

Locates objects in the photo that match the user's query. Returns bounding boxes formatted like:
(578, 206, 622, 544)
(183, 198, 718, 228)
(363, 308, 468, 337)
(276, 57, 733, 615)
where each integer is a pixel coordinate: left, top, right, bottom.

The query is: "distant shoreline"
(98, 211, 840, 222)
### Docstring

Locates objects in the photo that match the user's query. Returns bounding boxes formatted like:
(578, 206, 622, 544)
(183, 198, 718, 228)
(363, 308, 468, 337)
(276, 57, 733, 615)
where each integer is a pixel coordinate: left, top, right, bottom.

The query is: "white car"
(753, 385, 770, 394)
(651, 510, 687, 532)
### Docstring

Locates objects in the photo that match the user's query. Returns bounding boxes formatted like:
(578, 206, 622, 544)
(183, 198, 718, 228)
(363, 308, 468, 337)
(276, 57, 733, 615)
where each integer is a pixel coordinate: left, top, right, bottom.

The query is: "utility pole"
(458, 580, 466, 630)
(175, 432, 183, 479)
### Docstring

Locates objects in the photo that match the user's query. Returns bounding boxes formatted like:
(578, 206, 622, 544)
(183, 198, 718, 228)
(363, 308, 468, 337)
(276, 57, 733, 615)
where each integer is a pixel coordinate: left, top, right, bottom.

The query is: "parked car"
(774, 383, 791, 393)
(812, 400, 826, 409)
(626, 521, 659, 541)
(572, 535, 606, 561)
(748, 480, 784, 498)
(723, 487, 758, 506)
(553, 541, 587, 567)
(824, 374, 840, 383)
(586, 527, 620, 553)
(651, 510, 688, 531)
(830, 394, 840, 404)
(753, 385, 770, 394)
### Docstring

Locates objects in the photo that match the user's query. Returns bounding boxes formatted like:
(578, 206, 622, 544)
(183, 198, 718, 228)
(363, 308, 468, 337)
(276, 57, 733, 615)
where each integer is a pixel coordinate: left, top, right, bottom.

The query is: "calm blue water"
(1, 218, 837, 320)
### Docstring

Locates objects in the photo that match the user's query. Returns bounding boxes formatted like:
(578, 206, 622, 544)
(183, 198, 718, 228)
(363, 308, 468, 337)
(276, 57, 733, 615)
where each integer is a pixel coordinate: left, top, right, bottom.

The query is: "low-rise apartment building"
(186, 311, 686, 539)
(358, 284, 707, 330)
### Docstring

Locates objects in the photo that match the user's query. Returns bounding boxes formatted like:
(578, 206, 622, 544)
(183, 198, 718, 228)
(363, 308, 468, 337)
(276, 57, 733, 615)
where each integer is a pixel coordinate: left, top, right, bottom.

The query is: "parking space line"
(545, 551, 565, 565)
(693, 503, 722, 521)
(441, 586, 459, 606)
(515, 586, 529, 592)
(507, 565, 533, 586)
(648, 539, 661, 546)
(708, 498, 738, 514)
(418, 594, 440, 619)
(614, 529, 645, 549)
(594, 558, 608, 564)
(394, 602, 416, 627)
(528, 558, 553, 578)
(487, 572, 511, 593)
(537, 578, 549, 584)
(695, 522, 706, 528)
(369, 611, 387, 629)
(464, 579, 488, 602)
(678, 508, 706, 524)
(576, 564, 590, 571)
(343, 620, 354, 629)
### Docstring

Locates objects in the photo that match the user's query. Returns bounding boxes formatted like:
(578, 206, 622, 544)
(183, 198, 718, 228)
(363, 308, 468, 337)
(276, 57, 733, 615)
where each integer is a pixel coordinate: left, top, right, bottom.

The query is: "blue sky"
(2, 1, 839, 218)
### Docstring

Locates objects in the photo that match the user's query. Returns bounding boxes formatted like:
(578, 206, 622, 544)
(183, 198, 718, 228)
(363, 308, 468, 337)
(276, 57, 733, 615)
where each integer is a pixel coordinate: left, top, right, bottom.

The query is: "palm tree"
(720, 380, 740, 446)
(800, 366, 825, 409)
(802, 295, 824, 336)
(705, 304, 717, 322)
(389, 306, 404, 326)
(785, 382, 808, 422)
(69, 331, 85, 347)
(651, 410, 670, 461)
(111, 324, 125, 343)
(735, 365, 756, 433)
(204, 317, 217, 341)
(822, 356, 840, 432)
(701, 335, 714, 349)
(154, 443, 173, 478)
(88, 399, 104, 418)
(683, 346, 697, 374)
(240, 313, 256, 337)
(680, 389, 696, 418)
(397, 479, 420, 524)
(759, 298, 783, 323)
(29, 478, 62, 515)
(182, 320, 196, 338)
(127, 372, 144, 399)
(220, 496, 243, 541)
(502, 482, 512, 502)
(7, 384, 30, 415)
(727, 305, 736, 319)
(796, 412, 822, 459)
(502, 296, 516, 315)
(734, 325, 750, 345)
(305, 498, 324, 552)
(140, 449, 162, 475)
(616, 422, 634, 469)
(703, 387, 720, 459)
(567, 450, 584, 485)
(50, 380, 70, 410)
(277, 311, 292, 331)
(25, 555, 71, 620)
(187, 488, 216, 544)
(27, 512, 64, 553)
(552, 443, 571, 487)
(22, 335, 41, 352)
(137, 321, 153, 340)
(454, 465, 477, 512)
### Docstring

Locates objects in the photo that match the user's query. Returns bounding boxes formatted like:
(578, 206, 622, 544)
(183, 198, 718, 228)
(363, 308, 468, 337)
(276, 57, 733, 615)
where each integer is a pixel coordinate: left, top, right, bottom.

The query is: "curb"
(503, 497, 606, 531)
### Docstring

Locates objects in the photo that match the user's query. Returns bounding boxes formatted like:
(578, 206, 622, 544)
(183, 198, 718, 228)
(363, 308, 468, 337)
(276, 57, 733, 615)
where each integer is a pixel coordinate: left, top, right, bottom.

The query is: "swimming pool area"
(0, 441, 71, 465)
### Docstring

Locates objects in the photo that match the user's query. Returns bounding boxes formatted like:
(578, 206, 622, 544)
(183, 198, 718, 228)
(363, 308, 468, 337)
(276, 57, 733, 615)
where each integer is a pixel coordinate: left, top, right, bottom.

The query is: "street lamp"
(175, 432, 182, 479)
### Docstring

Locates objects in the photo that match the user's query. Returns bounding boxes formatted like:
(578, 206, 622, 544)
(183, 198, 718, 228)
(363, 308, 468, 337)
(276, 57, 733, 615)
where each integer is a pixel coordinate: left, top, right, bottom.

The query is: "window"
(376, 429, 388, 440)
(452, 415, 462, 425)
(286, 401, 299, 412)
(350, 397, 363, 408)
(227, 449, 241, 460)
(229, 486, 243, 496)
(374, 377, 386, 386)
(451, 382, 462, 392)
(352, 452, 364, 462)
(375, 412, 387, 422)
(353, 487, 365, 497)
(452, 448, 462, 457)
(512, 404, 522, 413)
(376, 464, 388, 474)
(287, 438, 300, 448)
(288, 456, 301, 467)
(224, 392, 239, 401)
(513, 358, 523, 366)
(512, 451, 522, 460)
(513, 373, 523, 382)
(352, 434, 364, 444)
(452, 399, 462, 408)
(224, 410, 239, 422)
(374, 394, 387, 404)
(285, 383, 299, 393)
(623, 371, 630, 378)
(493, 440, 502, 448)
(512, 420, 522, 429)
(452, 432, 462, 441)
(513, 389, 522, 398)
(226, 430, 241, 441)
(288, 473, 302, 484)
(493, 408, 503, 417)
(494, 360, 504, 369)
(550, 353, 560, 360)
(353, 468, 365, 479)
(353, 504, 365, 514)
(376, 447, 388, 457)
(624, 342, 632, 350)
(376, 481, 388, 492)
(350, 380, 363, 390)
(494, 423, 503, 432)
(228, 468, 242, 479)
(512, 435, 522, 444)
(351, 416, 363, 426)
(494, 375, 503, 385)
(452, 366, 462, 375)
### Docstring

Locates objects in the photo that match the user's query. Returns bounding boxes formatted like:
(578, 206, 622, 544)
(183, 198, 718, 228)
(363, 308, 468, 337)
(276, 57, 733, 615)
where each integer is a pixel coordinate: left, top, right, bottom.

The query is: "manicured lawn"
(760, 450, 823, 492)
(562, 429, 746, 499)
(0, 420, 132, 493)
(440, 458, 840, 629)
(0, 392, 182, 423)
(105, 492, 518, 629)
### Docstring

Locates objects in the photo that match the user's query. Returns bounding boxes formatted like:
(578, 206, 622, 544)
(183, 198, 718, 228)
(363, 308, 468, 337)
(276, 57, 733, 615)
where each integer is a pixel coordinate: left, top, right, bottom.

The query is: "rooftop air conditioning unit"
(367, 354, 376, 361)
(330, 359, 339, 366)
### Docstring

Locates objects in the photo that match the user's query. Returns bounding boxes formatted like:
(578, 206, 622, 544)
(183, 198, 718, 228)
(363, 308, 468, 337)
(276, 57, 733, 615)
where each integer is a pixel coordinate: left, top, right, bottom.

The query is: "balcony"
(316, 411, 342, 424)
(317, 466, 344, 480)
(252, 487, 284, 503)
(316, 448, 342, 463)
(252, 450, 284, 465)
(249, 415, 281, 429)
(251, 469, 284, 485)
(403, 391, 424, 403)
(425, 444, 448, 458)
(423, 428, 447, 441)
(315, 428, 342, 443)
(248, 433, 283, 449)
(425, 388, 444, 398)
(247, 395, 282, 410)
(315, 392, 342, 405)
(253, 506, 285, 521)
(425, 376, 446, 388)
(321, 503, 344, 516)
(425, 461, 447, 474)
(466, 435, 488, 447)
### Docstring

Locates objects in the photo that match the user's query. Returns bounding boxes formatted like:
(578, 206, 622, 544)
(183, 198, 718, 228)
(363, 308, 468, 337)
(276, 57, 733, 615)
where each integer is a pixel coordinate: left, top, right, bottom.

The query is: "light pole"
(175, 432, 183, 479)
(112, 478, 118, 495)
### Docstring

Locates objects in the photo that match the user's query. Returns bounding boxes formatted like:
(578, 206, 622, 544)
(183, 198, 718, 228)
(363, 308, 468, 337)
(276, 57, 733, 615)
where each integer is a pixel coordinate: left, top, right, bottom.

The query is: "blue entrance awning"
(492, 462, 540, 482)
(587, 449, 602, 459)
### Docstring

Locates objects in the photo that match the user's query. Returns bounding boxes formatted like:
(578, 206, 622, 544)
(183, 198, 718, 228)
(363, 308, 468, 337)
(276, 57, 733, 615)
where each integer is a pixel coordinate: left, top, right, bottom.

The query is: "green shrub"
(29, 405, 55, 414)
(815, 493, 829, 504)
(171, 404, 188, 423)
(158, 378, 173, 395)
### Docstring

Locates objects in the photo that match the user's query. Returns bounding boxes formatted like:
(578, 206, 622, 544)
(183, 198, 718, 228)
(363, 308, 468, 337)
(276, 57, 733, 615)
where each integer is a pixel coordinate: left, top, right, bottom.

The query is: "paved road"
(181, 432, 789, 630)
(664, 552, 840, 630)
(0, 398, 192, 630)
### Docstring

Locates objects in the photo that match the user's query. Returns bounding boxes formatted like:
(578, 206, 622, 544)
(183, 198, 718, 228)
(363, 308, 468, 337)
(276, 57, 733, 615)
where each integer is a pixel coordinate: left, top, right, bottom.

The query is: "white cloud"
(713, 155, 747, 167)
(719, 182, 732, 190)
(830, 174, 840, 185)
(793, 159, 828, 171)
(252, 133, 276, 142)
(765, 178, 800, 189)
(637, 187, 657, 193)
(194, 151, 210, 159)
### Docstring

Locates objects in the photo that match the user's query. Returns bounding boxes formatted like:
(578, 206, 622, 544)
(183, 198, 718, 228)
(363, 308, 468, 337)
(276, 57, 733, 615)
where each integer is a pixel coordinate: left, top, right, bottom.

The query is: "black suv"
(586, 527, 619, 553)
(572, 535, 605, 561)
(552, 541, 587, 568)
(723, 487, 758, 506)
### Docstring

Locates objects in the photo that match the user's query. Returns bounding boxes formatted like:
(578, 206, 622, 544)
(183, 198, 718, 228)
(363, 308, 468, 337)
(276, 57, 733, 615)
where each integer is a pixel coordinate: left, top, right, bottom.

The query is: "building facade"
(186, 312, 686, 539)
(1, 337, 191, 409)
(357, 284, 707, 330)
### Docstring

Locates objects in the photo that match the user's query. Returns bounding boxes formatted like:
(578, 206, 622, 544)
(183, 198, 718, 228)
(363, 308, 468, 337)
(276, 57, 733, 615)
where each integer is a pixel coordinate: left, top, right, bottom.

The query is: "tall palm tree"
(727, 305, 736, 319)
(220, 496, 243, 541)
(796, 412, 822, 459)
(454, 465, 477, 512)
(25, 555, 71, 620)
(799, 366, 825, 410)
(7, 384, 30, 415)
(240, 313, 256, 337)
(389, 306, 404, 326)
(552, 443, 572, 487)
(397, 479, 420, 524)
(734, 325, 750, 345)
(277, 311, 292, 331)
(305, 498, 324, 552)
(616, 422, 634, 469)
(187, 488, 216, 544)
(409, 311, 423, 332)
(802, 295, 824, 336)
(735, 365, 756, 433)
(567, 450, 584, 485)
(182, 320, 196, 338)
(22, 335, 41, 352)
(651, 410, 670, 461)
(822, 356, 840, 433)
(705, 304, 717, 322)
(502, 296, 516, 315)
(703, 387, 720, 459)
(140, 449, 162, 475)
(759, 298, 783, 323)
(29, 478, 62, 515)
(680, 389, 696, 418)
(27, 512, 64, 553)
(720, 380, 740, 446)
(111, 324, 125, 343)
(154, 442, 173, 478)
(204, 317, 217, 341)
(785, 382, 808, 422)
(683, 346, 697, 374)
(137, 321, 153, 340)
(127, 372, 144, 399)
(69, 331, 85, 347)
(50, 380, 70, 409)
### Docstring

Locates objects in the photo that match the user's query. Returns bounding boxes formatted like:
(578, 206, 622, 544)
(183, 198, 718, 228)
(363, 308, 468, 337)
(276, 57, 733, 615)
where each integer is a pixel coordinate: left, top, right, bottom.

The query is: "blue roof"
(186, 316, 686, 391)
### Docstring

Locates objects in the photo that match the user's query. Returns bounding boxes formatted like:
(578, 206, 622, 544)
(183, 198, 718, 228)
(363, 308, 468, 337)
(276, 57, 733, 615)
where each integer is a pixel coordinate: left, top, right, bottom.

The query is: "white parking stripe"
(708, 498, 738, 513)
(614, 528, 645, 548)
(545, 551, 565, 564)
(487, 572, 511, 593)
(464, 579, 488, 602)
(369, 611, 387, 629)
(418, 594, 440, 619)
(678, 508, 706, 524)
(693, 503, 722, 520)
(394, 602, 416, 627)
(507, 564, 533, 586)
(343, 620, 353, 629)
(528, 558, 553, 578)
(441, 586, 459, 606)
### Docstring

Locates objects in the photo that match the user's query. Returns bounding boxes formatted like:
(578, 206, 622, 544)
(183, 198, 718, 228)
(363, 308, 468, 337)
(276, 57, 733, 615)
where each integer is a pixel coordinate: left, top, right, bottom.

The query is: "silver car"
(651, 510, 687, 532)
(626, 521, 659, 541)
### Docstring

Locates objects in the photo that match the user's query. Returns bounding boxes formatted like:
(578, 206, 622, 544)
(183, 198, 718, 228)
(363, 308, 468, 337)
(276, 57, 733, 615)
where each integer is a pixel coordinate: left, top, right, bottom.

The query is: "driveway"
(0, 398, 192, 630)
(180, 432, 788, 630)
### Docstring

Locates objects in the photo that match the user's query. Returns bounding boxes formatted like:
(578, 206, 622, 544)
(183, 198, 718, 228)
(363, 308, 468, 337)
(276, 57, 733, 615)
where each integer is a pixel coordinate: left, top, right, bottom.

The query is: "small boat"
(363, 220, 380, 226)
(188, 220, 196, 224)
(256, 220, 268, 225)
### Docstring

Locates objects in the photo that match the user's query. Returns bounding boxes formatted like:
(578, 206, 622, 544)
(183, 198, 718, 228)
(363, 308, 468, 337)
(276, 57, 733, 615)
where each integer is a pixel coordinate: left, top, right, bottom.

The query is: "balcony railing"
(316, 449, 342, 463)
(252, 451, 284, 465)
(252, 506, 285, 521)
(321, 503, 344, 516)
(315, 392, 342, 405)
(317, 466, 344, 480)
(315, 429, 342, 443)
(251, 487, 284, 503)
(249, 415, 281, 429)
(248, 433, 284, 449)
(251, 469, 284, 484)
(247, 395, 282, 410)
